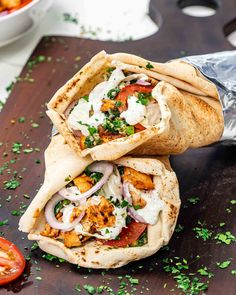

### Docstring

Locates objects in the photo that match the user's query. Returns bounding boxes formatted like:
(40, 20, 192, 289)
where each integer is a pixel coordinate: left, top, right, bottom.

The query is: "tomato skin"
(0, 238, 26, 286)
(116, 84, 154, 112)
(102, 221, 147, 247)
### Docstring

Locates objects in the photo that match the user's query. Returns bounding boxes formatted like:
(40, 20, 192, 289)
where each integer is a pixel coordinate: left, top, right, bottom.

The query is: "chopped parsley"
(42, 253, 65, 262)
(193, 221, 212, 241)
(12, 142, 22, 154)
(121, 200, 129, 208)
(146, 62, 154, 69)
(81, 95, 89, 102)
(188, 196, 200, 205)
(133, 230, 148, 247)
(175, 224, 184, 233)
(137, 92, 151, 105)
(4, 178, 20, 190)
(18, 116, 25, 123)
(65, 175, 71, 182)
(83, 284, 96, 295)
(107, 87, 120, 99)
(230, 199, 236, 205)
(216, 260, 231, 269)
(214, 231, 236, 244)
(0, 219, 8, 226)
(54, 199, 71, 215)
(63, 13, 78, 24)
(197, 267, 214, 278)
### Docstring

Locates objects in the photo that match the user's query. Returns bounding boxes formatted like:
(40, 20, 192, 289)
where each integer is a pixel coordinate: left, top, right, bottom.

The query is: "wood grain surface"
(0, 0, 236, 294)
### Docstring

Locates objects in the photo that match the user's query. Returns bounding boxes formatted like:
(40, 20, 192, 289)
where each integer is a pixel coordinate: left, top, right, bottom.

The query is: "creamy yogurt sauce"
(120, 95, 147, 125)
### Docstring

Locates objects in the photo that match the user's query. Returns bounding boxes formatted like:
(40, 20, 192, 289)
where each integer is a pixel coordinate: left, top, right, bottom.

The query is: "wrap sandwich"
(19, 135, 180, 268)
(47, 51, 224, 161)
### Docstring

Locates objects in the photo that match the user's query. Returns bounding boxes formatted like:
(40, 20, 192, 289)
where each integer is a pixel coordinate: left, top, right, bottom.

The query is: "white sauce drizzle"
(120, 95, 146, 125)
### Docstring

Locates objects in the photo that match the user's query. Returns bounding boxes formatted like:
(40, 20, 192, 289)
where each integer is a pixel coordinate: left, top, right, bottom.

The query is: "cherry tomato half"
(0, 238, 26, 286)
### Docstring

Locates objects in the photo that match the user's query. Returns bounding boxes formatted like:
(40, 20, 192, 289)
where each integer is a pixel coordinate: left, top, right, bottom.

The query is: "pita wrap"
(19, 135, 180, 268)
(47, 51, 223, 161)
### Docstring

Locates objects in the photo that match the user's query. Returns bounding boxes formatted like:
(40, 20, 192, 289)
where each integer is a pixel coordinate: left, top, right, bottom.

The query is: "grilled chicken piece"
(122, 167, 154, 190)
(41, 224, 60, 238)
(1, 0, 20, 9)
(63, 231, 90, 248)
(73, 174, 94, 193)
(100, 99, 116, 112)
(130, 190, 147, 209)
(83, 196, 115, 230)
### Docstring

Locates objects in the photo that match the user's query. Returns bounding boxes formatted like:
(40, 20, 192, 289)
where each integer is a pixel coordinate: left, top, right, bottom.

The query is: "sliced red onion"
(122, 182, 147, 224)
(59, 162, 114, 202)
(136, 79, 151, 86)
(45, 194, 84, 231)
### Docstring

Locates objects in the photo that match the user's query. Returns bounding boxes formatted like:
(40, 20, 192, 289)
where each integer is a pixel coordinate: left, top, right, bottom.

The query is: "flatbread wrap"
(47, 51, 224, 161)
(19, 135, 180, 268)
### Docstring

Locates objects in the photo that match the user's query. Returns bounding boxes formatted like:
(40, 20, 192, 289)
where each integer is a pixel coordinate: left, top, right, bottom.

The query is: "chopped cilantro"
(231, 270, 236, 275)
(230, 199, 236, 205)
(146, 62, 154, 69)
(84, 136, 95, 148)
(107, 87, 120, 99)
(11, 210, 21, 216)
(217, 260, 231, 269)
(214, 231, 236, 244)
(134, 204, 141, 210)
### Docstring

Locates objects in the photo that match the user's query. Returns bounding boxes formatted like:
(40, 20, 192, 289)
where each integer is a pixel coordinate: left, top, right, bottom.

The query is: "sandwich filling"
(66, 64, 161, 150)
(41, 161, 164, 248)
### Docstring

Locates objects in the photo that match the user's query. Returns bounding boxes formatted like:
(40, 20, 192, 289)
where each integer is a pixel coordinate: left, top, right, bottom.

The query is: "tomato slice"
(134, 123, 146, 132)
(115, 84, 154, 113)
(102, 221, 147, 247)
(0, 238, 26, 286)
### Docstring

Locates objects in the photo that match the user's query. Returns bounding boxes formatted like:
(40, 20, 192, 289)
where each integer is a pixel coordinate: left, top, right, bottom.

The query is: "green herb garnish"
(137, 92, 151, 106)
(107, 87, 120, 99)
(146, 62, 154, 69)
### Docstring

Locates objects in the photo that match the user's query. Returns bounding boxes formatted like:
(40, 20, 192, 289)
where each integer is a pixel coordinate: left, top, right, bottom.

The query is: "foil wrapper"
(183, 50, 236, 143)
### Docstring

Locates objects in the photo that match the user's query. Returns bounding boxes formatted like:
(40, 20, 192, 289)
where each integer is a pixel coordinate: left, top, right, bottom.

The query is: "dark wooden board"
(0, 0, 236, 294)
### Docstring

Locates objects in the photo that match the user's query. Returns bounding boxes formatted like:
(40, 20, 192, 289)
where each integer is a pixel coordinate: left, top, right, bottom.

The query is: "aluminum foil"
(183, 50, 236, 143)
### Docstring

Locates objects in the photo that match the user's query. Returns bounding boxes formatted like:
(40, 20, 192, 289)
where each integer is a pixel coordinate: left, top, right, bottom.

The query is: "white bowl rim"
(0, 0, 41, 22)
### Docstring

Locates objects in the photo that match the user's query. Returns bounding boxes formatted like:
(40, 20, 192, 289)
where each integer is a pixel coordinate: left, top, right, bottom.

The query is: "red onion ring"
(45, 194, 85, 231)
(136, 79, 151, 86)
(59, 162, 114, 202)
(122, 182, 147, 224)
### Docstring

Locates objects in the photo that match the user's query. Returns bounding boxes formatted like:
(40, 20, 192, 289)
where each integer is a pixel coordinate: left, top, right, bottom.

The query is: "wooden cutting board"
(0, 0, 236, 294)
